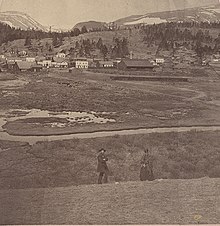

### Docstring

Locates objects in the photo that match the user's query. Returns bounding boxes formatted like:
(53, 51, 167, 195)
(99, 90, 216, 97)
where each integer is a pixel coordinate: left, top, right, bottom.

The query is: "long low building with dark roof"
(11, 61, 43, 72)
(118, 59, 155, 71)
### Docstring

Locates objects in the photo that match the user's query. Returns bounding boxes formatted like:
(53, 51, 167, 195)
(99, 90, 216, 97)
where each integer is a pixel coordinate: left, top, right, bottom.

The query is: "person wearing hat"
(140, 149, 154, 181)
(97, 148, 109, 184)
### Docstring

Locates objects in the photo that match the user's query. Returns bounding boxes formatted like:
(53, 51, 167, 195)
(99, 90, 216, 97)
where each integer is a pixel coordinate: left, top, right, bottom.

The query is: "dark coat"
(140, 153, 154, 181)
(97, 152, 109, 173)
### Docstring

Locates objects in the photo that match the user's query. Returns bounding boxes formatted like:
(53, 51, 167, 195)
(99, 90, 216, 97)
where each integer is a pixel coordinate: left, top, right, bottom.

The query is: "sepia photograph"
(0, 0, 220, 225)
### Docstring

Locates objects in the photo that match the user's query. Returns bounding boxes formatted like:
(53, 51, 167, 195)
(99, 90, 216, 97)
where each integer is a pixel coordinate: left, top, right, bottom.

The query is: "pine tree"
(101, 45, 108, 59)
(81, 26, 88, 34)
(72, 28, 81, 36)
(75, 41, 80, 49)
(52, 35, 59, 47)
(24, 36, 32, 46)
(96, 38, 103, 49)
(122, 37, 129, 56)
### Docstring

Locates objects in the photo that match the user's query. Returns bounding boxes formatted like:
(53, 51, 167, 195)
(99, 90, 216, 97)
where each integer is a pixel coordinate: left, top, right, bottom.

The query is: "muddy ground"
(0, 69, 220, 135)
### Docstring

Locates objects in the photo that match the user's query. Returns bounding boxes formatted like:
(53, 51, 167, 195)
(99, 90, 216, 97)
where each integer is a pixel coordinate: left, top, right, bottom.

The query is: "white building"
(155, 56, 165, 64)
(26, 57, 36, 63)
(99, 61, 114, 68)
(150, 60, 157, 66)
(6, 57, 23, 63)
(38, 60, 52, 68)
(56, 52, 66, 58)
(75, 58, 88, 69)
(52, 57, 69, 68)
(18, 50, 27, 56)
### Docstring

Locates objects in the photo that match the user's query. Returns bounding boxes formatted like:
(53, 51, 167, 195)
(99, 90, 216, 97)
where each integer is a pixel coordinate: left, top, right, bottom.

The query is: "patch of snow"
(209, 8, 220, 13)
(157, 179, 164, 182)
(124, 17, 167, 25)
(201, 11, 214, 16)
(2, 109, 116, 126)
(11, 15, 29, 29)
(51, 123, 66, 128)
(25, 14, 44, 29)
(0, 11, 47, 31)
(1, 20, 13, 27)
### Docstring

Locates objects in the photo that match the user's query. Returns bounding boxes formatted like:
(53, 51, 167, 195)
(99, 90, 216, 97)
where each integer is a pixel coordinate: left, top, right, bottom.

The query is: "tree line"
(68, 37, 129, 59)
(1, 20, 220, 58)
(0, 23, 90, 46)
(141, 22, 220, 57)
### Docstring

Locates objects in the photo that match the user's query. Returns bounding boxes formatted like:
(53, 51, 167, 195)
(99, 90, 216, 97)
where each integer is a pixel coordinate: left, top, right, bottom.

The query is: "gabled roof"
(36, 56, 46, 62)
(7, 57, 23, 61)
(16, 61, 36, 70)
(99, 61, 114, 65)
(76, 58, 88, 61)
(26, 57, 36, 59)
(56, 52, 66, 55)
(155, 55, 165, 59)
(31, 64, 43, 68)
(53, 57, 68, 63)
(121, 59, 154, 68)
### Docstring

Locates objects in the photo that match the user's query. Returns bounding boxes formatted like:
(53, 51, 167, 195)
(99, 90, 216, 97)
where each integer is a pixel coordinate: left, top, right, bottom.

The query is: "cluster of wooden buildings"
(0, 51, 158, 73)
(0, 53, 70, 72)
(1, 51, 219, 74)
(3, 50, 218, 73)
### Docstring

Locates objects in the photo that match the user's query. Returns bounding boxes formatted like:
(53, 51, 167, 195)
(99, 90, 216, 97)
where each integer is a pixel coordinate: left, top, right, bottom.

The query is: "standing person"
(97, 148, 109, 184)
(140, 149, 154, 181)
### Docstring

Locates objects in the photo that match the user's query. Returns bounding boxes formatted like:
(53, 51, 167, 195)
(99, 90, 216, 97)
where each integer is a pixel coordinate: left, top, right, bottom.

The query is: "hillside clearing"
(0, 178, 219, 224)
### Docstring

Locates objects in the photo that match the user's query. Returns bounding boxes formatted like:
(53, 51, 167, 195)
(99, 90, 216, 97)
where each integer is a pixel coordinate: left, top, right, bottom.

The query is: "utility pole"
(49, 25, 55, 33)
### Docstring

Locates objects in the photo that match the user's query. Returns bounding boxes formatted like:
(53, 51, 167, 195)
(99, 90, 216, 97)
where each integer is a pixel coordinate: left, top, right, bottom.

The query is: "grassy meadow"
(0, 130, 220, 190)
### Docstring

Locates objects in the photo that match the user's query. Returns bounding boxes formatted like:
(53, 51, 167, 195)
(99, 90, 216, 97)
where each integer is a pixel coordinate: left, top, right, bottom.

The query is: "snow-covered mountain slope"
(0, 11, 48, 31)
(115, 4, 220, 26)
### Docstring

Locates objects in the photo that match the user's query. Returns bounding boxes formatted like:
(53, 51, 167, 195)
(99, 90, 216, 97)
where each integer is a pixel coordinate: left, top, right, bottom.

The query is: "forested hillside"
(141, 22, 220, 57)
(0, 21, 220, 59)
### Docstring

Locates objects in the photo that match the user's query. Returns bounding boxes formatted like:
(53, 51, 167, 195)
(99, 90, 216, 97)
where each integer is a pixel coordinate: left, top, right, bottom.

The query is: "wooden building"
(118, 59, 154, 71)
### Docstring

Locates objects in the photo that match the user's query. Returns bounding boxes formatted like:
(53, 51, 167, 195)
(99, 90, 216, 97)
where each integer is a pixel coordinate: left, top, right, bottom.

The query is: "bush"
(1, 130, 220, 189)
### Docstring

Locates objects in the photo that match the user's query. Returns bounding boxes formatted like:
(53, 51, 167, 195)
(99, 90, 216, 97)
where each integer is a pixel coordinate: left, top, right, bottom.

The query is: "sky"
(0, 0, 219, 29)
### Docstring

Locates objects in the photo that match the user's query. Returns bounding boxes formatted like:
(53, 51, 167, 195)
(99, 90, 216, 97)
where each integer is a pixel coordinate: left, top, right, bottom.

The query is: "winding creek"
(1, 125, 220, 145)
(0, 109, 220, 145)
(0, 110, 220, 145)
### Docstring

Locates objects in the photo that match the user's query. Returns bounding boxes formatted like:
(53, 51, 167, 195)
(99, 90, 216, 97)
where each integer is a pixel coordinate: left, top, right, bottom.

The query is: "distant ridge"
(70, 3, 220, 31)
(73, 20, 108, 31)
(114, 4, 220, 26)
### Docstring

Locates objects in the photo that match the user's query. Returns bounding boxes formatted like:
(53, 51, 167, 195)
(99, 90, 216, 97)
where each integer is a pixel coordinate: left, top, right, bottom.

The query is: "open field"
(0, 73, 17, 81)
(0, 68, 220, 188)
(0, 69, 220, 136)
(0, 178, 219, 224)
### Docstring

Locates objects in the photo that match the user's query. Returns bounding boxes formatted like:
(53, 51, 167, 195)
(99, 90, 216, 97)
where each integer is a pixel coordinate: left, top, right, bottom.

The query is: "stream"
(0, 109, 220, 145)
(0, 124, 220, 145)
